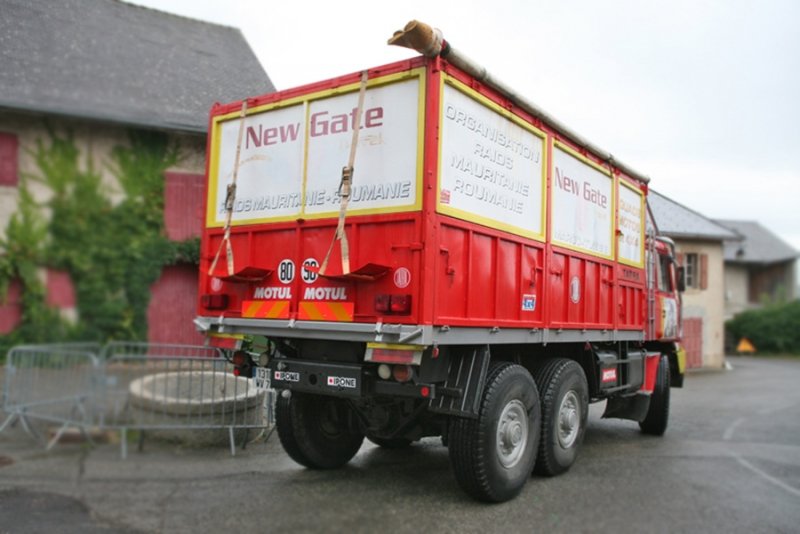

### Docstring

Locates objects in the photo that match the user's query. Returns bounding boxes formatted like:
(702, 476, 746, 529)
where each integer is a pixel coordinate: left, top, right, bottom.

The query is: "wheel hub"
(557, 390, 581, 449)
(496, 399, 528, 468)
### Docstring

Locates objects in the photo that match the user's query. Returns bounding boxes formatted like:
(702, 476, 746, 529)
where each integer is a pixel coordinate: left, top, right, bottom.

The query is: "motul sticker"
(327, 376, 357, 389)
(302, 286, 348, 300)
(601, 368, 617, 383)
(254, 286, 292, 299)
(521, 294, 536, 311)
(274, 371, 300, 382)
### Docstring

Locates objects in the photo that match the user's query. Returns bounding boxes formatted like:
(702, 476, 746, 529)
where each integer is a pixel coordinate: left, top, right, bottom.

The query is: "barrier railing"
(1, 343, 274, 457)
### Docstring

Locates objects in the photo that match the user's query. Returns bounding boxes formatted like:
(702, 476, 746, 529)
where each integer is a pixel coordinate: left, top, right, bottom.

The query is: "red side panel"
(548, 249, 614, 329)
(433, 221, 544, 327)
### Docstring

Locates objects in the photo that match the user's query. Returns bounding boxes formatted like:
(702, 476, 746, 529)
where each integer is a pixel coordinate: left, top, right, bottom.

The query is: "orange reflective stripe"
(299, 301, 324, 321)
(298, 301, 354, 322)
(241, 300, 290, 319)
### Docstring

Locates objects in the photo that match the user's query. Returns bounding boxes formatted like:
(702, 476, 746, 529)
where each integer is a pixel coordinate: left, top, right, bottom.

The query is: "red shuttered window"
(0, 132, 19, 187)
(164, 172, 204, 241)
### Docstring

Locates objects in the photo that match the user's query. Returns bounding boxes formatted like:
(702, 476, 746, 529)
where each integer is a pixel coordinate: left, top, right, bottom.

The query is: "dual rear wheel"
(448, 359, 589, 501)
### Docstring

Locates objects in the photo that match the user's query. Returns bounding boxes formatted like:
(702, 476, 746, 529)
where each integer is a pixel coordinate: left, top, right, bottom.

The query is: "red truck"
(195, 21, 686, 502)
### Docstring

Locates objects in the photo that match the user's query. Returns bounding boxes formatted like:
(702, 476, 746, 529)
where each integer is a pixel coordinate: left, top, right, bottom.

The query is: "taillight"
(374, 294, 412, 315)
(375, 294, 391, 313)
(202, 294, 229, 310)
(390, 294, 411, 314)
(392, 364, 413, 383)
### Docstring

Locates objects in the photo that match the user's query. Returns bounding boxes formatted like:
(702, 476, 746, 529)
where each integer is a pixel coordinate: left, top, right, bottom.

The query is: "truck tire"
(533, 358, 589, 477)
(448, 362, 540, 502)
(367, 436, 413, 449)
(276, 392, 364, 469)
(639, 355, 670, 436)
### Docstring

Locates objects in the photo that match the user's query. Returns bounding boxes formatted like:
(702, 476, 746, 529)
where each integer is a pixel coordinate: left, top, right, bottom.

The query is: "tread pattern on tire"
(449, 362, 539, 502)
(533, 358, 588, 477)
(276, 393, 364, 469)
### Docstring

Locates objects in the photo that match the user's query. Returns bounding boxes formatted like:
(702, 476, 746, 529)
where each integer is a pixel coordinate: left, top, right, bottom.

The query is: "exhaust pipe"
(388, 20, 650, 184)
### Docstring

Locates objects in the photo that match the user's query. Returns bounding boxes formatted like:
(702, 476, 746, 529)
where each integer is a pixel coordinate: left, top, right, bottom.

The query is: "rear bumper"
(195, 316, 644, 346)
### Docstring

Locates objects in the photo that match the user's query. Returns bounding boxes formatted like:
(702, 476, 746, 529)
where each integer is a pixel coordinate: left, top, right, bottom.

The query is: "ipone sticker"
(274, 370, 300, 382)
(327, 376, 357, 389)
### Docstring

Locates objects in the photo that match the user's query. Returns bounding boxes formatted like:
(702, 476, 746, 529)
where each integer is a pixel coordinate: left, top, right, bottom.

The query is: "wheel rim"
(319, 399, 345, 439)
(496, 399, 528, 468)
(557, 390, 581, 449)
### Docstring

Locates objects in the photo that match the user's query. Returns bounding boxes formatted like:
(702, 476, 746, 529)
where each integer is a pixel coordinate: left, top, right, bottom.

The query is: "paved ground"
(1, 356, 799, 533)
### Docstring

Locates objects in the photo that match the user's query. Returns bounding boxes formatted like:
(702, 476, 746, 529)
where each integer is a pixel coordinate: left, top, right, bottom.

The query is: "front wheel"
(639, 355, 670, 436)
(276, 392, 364, 469)
(448, 362, 541, 502)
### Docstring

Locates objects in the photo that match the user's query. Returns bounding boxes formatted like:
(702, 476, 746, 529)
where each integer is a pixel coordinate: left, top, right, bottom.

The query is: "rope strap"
(319, 70, 369, 276)
(209, 100, 248, 277)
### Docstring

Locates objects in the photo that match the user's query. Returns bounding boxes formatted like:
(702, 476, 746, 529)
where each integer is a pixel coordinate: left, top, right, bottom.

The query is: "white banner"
(211, 77, 420, 225)
(214, 104, 305, 223)
(551, 145, 613, 258)
(618, 182, 644, 265)
(439, 83, 545, 238)
(304, 79, 419, 215)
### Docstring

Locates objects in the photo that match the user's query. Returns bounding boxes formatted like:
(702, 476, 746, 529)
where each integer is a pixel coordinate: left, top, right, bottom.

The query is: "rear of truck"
(196, 25, 683, 502)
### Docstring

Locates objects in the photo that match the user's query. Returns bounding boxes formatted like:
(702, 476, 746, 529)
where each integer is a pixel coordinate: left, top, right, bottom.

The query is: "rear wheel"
(639, 355, 670, 435)
(449, 362, 541, 502)
(276, 392, 364, 469)
(534, 359, 589, 476)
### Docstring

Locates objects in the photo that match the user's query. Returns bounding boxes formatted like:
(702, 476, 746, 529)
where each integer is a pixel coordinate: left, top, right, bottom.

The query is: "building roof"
(648, 190, 738, 242)
(0, 0, 274, 133)
(715, 219, 799, 265)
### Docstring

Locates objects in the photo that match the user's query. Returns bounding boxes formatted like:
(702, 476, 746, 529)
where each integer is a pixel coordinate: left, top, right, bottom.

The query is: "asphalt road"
(1, 356, 799, 533)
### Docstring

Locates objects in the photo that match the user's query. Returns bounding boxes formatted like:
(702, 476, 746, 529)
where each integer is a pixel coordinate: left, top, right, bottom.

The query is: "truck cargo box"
(197, 56, 648, 346)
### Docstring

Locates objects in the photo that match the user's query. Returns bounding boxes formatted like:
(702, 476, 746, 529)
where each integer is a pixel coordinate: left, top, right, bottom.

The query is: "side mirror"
(676, 266, 686, 293)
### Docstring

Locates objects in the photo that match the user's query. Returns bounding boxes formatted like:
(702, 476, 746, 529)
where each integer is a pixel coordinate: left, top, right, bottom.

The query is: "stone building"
(0, 0, 273, 344)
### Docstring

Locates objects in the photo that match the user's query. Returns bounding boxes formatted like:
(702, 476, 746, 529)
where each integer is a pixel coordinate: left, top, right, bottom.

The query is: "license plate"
(253, 367, 271, 391)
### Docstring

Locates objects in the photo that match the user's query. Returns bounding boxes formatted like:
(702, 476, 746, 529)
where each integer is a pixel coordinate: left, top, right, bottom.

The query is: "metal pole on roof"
(388, 20, 651, 184)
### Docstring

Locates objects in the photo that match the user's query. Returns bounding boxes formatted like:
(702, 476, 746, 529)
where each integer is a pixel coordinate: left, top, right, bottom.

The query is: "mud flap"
(603, 393, 651, 422)
(427, 345, 490, 418)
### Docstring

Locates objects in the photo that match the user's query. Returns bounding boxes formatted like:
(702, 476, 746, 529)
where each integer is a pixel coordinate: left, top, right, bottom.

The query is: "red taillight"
(392, 364, 413, 383)
(374, 294, 412, 315)
(375, 294, 391, 313)
(390, 294, 411, 314)
(420, 386, 430, 398)
(371, 348, 415, 364)
(202, 294, 229, 310)
(232, 351, 248, 367)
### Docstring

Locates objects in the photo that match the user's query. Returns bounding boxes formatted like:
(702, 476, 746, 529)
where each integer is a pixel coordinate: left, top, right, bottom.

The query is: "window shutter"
(0, 132, 19, 187)
(164, 172, 204, 241)
(700, 253, 709, 290)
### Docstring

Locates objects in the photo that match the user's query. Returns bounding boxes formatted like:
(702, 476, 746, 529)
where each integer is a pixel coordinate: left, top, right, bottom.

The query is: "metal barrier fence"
(1, 343, 275, 457)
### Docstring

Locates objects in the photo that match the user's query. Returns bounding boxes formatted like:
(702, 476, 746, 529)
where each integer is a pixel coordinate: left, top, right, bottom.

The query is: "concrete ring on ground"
(127, 371, 267, 446)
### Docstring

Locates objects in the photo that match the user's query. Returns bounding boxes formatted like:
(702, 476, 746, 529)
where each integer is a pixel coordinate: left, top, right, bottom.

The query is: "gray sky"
(133, 0, 800, 249)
